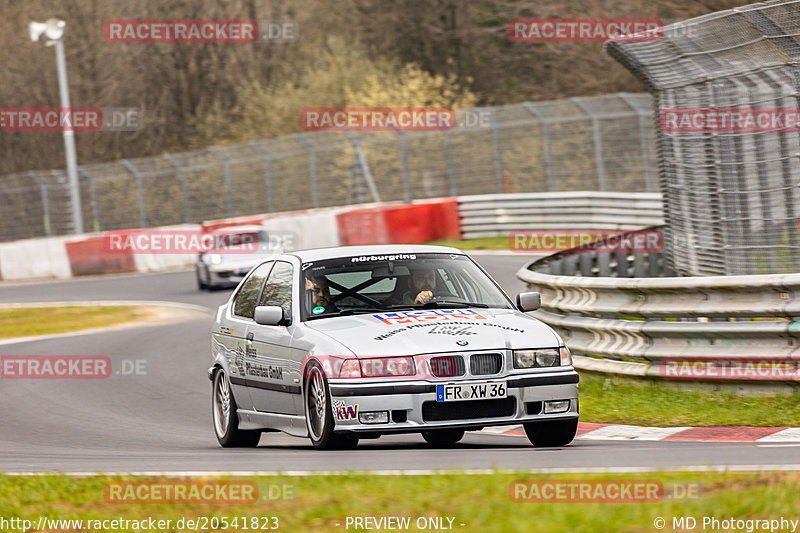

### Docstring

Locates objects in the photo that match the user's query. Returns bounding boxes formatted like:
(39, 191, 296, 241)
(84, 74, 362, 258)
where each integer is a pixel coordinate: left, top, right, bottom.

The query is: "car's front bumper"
(327, 370, 579, 434)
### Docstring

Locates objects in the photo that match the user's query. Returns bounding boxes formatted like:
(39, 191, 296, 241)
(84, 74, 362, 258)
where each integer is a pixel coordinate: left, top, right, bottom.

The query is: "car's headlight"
(207, 253, 222, 265)
(360, 357, 415, 377)
(513, 349, 537, 368)
(513, 348, 566, 369)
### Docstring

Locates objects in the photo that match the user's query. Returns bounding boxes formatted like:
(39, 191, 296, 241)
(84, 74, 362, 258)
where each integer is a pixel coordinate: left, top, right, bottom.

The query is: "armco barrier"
(517, 230, 800, 385)
(459, 191, 663, 238)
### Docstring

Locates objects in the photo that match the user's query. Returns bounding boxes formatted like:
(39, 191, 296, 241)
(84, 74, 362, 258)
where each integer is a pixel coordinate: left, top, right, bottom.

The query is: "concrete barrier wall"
(0, 237, 73, 281)
(337, 198, 460, 246)
(0, 193, 639, 281)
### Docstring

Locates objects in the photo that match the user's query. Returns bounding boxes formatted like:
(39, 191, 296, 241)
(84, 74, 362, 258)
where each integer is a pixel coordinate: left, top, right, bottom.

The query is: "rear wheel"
(212, 370, 261, 447)
(523, 418, 578, 447)
(304, 363, 359, 450)
(422, 429, 465, 447)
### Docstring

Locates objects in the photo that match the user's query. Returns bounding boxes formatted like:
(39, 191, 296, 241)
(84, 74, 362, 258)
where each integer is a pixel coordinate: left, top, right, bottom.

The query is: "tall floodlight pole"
(30, 18, 83, 234)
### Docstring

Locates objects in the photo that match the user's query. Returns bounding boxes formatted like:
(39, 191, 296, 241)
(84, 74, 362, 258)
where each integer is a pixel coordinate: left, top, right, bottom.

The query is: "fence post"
(28, 171, 51, 236)
(572, 97, 606, 191)
(619, 93, 656, 192)
(396, 131, 412, 203)
(523, 103, 557, 192)
(208, 147, 235, 218)
(249, 141, 276, 213)
(294, 135, 320, 208)
(163, 154, 192, 223)
(489, 110, 506, 193)
(120, 160, 148, 228)
(344, 132, 381, 203)
(444, 130, 458, 196)
(78, 167, 101, 232)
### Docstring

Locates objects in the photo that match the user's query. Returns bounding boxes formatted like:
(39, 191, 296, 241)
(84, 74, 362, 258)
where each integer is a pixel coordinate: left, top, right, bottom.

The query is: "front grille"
(422, 397, 517, 422)
(470, 353, 502, 375)
(429, 355, 465, 377)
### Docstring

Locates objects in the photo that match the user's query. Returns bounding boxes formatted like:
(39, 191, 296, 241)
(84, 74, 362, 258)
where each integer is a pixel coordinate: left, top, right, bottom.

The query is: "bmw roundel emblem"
(456, 340, 468, 346)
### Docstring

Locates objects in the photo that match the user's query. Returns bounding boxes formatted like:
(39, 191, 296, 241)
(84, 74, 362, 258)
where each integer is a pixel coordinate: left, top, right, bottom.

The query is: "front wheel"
(212, 370, 261, 447)
(523, 418, 578, 447)
(196, 267, 209, 291)
(422, 429, 465, 447)
(304, 363, 359, 450)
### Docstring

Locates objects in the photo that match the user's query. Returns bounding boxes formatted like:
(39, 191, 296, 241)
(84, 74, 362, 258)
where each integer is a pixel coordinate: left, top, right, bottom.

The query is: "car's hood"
(303, 308, 561, 355)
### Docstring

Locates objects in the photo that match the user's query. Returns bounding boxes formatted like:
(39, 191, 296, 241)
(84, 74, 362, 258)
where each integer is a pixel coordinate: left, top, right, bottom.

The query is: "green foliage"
(579, 371, 800, 426)
(1, 472, 800, 533)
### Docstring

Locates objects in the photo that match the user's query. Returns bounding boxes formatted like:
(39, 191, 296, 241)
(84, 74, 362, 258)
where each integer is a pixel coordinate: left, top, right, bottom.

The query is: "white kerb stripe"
(579, 425, 690, 441)
(757, 428, 800, 442)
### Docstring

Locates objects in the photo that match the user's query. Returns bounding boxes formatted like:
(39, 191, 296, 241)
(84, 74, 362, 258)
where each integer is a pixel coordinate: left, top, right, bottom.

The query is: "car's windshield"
(301, 252, 512, 320)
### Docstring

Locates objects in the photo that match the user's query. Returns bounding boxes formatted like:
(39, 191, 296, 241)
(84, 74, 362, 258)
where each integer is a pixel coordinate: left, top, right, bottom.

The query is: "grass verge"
(1, 472, 798, 533)
(579, 371, 800, 427)
(0, 306, 146, 339)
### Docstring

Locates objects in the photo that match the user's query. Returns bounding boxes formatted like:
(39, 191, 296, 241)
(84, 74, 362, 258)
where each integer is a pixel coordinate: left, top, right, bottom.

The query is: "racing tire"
(523, 418, 578, 447)
(421, 429, 465, 447)
(212, 370, 261, 447)
(304, 362, 360, 450)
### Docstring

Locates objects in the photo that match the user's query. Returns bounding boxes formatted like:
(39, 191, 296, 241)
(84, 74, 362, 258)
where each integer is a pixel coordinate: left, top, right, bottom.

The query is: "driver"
(401, 267, 438, 305)
(305, 275, 339, 314)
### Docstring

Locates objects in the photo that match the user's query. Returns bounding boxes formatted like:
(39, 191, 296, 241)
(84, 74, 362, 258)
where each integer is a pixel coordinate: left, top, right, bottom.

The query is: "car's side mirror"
(516, 291, 541, 312)
(253, 305, 284, 326)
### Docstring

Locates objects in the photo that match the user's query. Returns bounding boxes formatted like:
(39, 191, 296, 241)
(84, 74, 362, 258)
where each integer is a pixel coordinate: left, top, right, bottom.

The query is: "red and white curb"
(483, 423, 800, 442)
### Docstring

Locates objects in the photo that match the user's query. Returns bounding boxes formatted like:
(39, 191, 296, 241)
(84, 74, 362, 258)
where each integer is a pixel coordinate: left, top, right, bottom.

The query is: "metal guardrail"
(516, 228, 800, 384)
(458, 192, 664, 238)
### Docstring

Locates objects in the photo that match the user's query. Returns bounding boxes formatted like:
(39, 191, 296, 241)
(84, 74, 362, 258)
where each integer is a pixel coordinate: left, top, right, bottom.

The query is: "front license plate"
(436, 381, 507, 402)
(235, 267, 249, 275)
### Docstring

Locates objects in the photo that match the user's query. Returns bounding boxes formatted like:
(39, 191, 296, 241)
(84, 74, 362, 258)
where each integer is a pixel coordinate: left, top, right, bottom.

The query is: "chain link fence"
(607, 0, 800, 276)
(0, 93, 657, 242)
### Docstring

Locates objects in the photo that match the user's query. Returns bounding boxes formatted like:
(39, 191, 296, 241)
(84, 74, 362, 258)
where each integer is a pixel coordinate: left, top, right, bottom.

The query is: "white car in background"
(196, 225, 284, 290)
(209, 244, 579, 450)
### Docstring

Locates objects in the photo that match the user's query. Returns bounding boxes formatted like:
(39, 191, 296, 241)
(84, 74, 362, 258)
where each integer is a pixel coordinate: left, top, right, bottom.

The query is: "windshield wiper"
(386, 301, 490, 309)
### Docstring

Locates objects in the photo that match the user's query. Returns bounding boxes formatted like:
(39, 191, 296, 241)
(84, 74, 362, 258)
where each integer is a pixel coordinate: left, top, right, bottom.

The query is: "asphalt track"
(1, 253, 798, 473)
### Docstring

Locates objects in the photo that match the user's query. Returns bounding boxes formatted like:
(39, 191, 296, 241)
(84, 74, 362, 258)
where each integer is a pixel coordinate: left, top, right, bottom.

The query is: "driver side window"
(259, 261, 294, 320)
